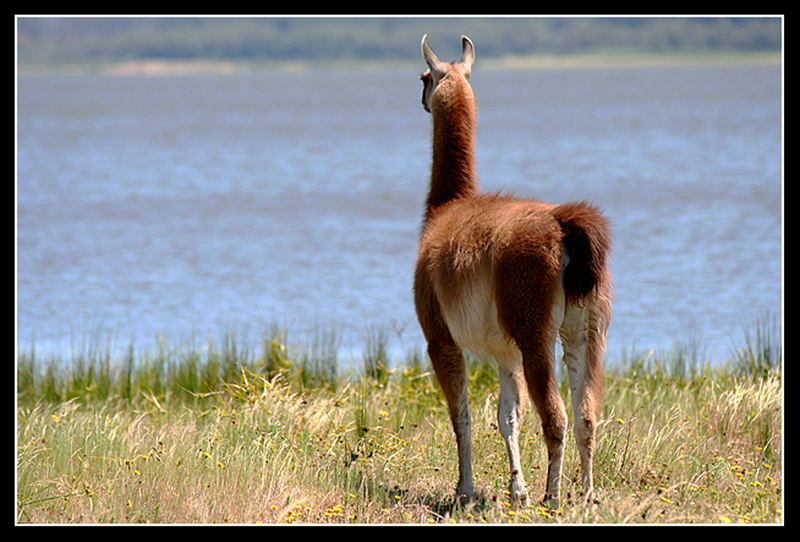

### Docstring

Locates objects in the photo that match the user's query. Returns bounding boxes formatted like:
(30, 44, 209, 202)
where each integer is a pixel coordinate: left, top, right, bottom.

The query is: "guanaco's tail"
(553, 201, 612, 303)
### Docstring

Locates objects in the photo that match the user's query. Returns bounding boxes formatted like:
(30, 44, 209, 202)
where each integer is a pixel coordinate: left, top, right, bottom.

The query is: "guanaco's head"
(420, 34, 475, 113)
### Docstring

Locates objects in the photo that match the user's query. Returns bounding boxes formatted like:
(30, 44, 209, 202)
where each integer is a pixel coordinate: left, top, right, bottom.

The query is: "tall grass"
(729, 313, 782, 379)
(16, 318, 781, 524)
(16, 325, 343, 405)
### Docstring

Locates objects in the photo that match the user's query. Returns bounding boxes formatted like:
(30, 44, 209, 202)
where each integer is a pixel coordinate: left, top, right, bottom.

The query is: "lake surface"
(17, 63, 782, 367)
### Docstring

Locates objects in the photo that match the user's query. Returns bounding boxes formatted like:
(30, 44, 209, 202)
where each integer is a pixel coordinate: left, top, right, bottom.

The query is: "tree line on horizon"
(18, 17, 781, 68)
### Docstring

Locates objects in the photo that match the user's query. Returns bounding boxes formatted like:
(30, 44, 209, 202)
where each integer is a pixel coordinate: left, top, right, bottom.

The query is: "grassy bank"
(16, 320, 782, 524)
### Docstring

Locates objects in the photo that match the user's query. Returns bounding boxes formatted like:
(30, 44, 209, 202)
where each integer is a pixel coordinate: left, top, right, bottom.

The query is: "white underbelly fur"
(440, 273, 522, 370)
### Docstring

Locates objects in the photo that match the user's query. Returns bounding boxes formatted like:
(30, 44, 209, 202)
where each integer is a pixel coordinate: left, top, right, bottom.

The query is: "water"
(16, 63, 782, 366)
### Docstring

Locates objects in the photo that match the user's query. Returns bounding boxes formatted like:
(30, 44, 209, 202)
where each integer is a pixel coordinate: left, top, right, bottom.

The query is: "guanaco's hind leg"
(515, 290, 568, 509)
(428, 340, 474, 502)
(560, 285, 609, 503)
(522, 343, 567, 509)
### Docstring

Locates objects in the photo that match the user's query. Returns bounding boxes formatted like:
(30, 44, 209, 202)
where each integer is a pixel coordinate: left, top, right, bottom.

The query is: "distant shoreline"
(483, 50, 781, 70)
(18, 50, 781, 76)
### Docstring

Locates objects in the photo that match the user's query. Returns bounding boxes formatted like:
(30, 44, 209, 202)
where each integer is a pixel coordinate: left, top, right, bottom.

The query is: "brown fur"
(414, 35, 612, 507)
(424, 72, 478, 222)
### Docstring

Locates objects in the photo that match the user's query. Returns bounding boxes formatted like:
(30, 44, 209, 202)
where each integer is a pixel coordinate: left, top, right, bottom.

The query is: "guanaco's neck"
(425, 75, 479, 223)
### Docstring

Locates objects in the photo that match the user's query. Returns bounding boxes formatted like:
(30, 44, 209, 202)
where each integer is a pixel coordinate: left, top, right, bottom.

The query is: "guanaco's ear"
(459, 35, 475, 77)
(421, 34, 447, 78)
